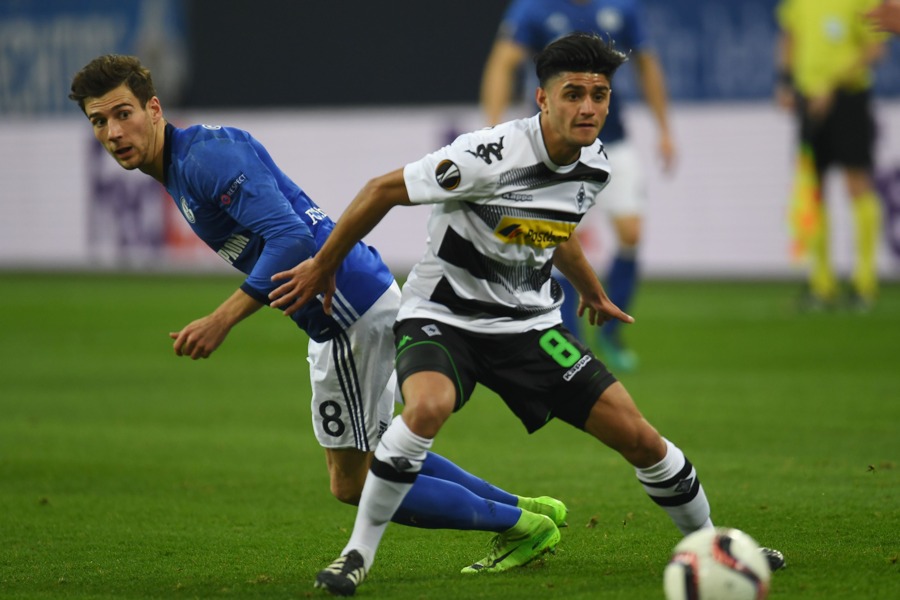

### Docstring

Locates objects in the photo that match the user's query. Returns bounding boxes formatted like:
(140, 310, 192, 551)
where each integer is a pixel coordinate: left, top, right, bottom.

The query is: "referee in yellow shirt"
(775, 0, 888, 311)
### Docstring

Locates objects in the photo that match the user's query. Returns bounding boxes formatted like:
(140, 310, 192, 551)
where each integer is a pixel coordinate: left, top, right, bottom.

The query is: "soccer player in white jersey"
(269, 33, 783, 596)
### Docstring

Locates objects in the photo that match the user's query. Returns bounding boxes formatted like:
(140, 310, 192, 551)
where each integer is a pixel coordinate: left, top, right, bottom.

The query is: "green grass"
(0, 273, 897, 599)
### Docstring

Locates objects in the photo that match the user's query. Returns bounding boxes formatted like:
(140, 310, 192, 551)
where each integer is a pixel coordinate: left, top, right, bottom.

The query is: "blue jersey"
(163, 123, 394, 342)
(498, 0, 650, 143)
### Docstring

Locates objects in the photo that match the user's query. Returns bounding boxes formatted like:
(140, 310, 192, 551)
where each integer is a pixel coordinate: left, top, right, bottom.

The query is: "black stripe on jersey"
(498, 160, 609, 189)
(332, 330, 369, 451)
(466, 202, 583, 230)
(438, 226, 554, 293)
(431, 276, 563, 319)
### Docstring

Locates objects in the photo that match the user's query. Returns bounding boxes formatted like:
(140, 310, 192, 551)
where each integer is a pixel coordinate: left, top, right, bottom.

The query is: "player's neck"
(139, 119, 168, 184)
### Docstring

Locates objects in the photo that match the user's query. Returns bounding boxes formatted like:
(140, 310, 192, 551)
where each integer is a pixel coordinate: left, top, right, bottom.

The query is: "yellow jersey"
(776, 0, 886, 96)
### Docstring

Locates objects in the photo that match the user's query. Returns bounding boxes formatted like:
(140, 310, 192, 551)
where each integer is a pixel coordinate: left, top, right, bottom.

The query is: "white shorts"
(600, 140, 646, 217)
(307, 282, 400, 451)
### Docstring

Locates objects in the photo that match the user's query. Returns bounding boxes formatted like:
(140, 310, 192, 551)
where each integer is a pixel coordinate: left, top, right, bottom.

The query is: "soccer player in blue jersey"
(68, 54, 568, 566)
(481, 0, 675, 372)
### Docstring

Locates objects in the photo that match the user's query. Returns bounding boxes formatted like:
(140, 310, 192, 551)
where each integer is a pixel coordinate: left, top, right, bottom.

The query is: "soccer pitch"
(0, 273, 897, 599)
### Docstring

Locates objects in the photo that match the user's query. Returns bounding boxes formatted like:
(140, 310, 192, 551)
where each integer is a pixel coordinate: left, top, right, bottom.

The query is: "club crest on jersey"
(465, 136, 505, 165)
(180, 197, 196, 223)
(495, 216, 574, 248)
(435, 159, 461, 190)
(576, 184, 586, 210)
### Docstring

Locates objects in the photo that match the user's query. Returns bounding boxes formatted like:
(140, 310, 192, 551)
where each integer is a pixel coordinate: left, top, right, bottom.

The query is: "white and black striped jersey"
(399, 113, 611, 334)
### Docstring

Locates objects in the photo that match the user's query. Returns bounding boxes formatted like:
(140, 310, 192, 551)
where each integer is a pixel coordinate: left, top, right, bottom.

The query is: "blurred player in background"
(69, 54, 569, 562)
(480, 0, 675, 372)
(775, 0, 887, 311)
(269, 33, 783, 596)
(867, 0, 900, 33)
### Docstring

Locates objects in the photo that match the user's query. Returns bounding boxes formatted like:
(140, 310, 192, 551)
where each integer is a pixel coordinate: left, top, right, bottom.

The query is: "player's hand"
(807, 92, 834, 122)
(577, 295, 634, 328)
(658, 132, 677, 174)
(269, 258, 337, 317)
(169, 314, 230, 360)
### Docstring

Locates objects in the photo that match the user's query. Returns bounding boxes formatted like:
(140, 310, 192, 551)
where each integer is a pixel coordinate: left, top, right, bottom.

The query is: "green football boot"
(517, 495, 568, 527)
(461, 512, 560, 574)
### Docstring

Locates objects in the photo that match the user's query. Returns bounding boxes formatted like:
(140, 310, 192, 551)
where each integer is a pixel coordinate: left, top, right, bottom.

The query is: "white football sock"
(343, 415, 432, 568)
(635, 438, 713, 535)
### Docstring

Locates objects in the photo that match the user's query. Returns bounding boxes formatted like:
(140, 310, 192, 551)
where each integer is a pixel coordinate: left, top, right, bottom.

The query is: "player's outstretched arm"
(480, 38, 527, 126)
(633, 50, 676, 173)
(269, 168, 412, 316)
(554, 236, 634, 328)
(169, 288, 263, 360)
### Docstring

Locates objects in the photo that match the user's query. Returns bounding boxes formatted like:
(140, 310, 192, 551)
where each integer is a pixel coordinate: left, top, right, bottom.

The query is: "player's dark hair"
(69, 54, 157, 114)
(535, 32, 628, 87)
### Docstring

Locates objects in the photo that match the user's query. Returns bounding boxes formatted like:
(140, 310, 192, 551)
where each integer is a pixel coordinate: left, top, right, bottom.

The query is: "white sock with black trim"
(635, 438, 713, 535)
(342, 415, 432, 568)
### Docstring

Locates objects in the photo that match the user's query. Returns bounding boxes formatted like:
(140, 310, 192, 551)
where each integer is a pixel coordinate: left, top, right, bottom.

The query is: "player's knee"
(620, 423, 666, 468)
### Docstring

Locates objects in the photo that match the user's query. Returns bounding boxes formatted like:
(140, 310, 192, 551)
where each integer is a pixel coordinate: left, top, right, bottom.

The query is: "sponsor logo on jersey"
(501, 191, 533, 202)
(220, 172, 247, 205)
(201, 124, 222, 130)
(180, 197, 196, 223)
(435, 159, 461, 190)
(305, 207, 328, 225)
(563, 354, 592, 381)
(465, 136, 505, 165)
(495, 216, 574, 248)
(216, 233, 250, 264)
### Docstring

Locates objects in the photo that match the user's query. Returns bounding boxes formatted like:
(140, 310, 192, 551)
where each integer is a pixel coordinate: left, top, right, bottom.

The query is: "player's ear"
(147, 96, 163, 123)
(535, 86, 548, 112)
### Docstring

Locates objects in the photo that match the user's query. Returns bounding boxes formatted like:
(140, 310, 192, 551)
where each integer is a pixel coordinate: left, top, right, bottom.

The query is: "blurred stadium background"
(3, 0, 900, 281)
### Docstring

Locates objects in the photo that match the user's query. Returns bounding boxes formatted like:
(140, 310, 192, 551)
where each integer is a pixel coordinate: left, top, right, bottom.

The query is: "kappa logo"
(501, 192, 533, 202)
(180, 197, 195, 223)
(465, 136, 505, 164)
(422, 324, 442, 337)
(562, 354, 592, 381)
(435, 159, 461, 190)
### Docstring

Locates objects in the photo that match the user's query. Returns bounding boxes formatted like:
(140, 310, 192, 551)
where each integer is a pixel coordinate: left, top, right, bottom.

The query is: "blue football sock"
(392, 474, 521, 531)
(420, 452, 519, 505)
(603, 249, 638, 342)
(556, 274, 582, 340)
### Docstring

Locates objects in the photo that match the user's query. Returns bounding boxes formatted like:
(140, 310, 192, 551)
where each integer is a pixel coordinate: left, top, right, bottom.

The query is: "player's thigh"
(394, 318, 479, 414)
(830, 90, 876, 170)
(307, 285, 399, 452)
